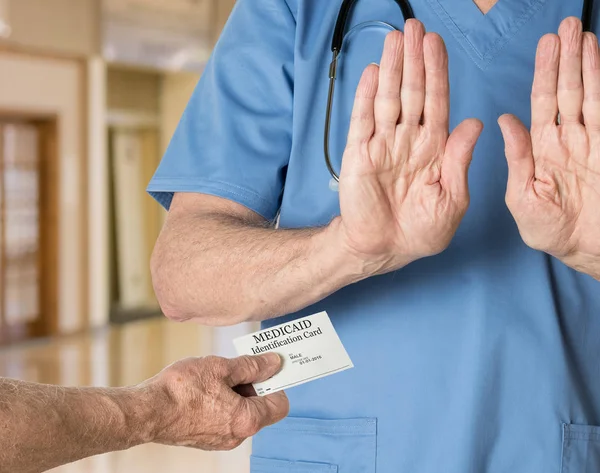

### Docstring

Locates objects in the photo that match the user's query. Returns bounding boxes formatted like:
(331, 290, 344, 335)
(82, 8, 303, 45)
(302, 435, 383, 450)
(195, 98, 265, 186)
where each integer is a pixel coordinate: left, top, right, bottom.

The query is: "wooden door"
(0, 120, 57, 344)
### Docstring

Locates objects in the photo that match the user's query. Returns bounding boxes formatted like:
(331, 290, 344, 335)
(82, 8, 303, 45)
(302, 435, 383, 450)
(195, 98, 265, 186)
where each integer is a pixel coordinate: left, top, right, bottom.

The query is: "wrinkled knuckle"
(531, 90, 556, 100)
(351, 111, 372, 124)
(584, 122, 600, 133)
(425, 89, 447, 100)
(401, 81, 424, 94)
(560, 81, 583, 92)
(241, 355, 261, 374)
(203, 355, 219, 365)
(401, 111, 423, 126)
(238, 416, 261, 438)
(205, 356, 228, 377)
(584, 91, 600, 102)
(164, 357, 194, 376)
(376, 91, 401, 101)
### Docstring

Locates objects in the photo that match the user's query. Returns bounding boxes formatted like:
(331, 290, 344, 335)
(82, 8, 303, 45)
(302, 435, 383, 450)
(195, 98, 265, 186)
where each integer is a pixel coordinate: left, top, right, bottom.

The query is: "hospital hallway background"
(0, 1, 260, 471)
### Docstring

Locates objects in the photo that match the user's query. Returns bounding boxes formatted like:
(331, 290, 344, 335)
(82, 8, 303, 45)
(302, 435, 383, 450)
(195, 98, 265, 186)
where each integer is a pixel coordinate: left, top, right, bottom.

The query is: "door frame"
(107, 120, 162, 324)
(0, 50, 91, 336)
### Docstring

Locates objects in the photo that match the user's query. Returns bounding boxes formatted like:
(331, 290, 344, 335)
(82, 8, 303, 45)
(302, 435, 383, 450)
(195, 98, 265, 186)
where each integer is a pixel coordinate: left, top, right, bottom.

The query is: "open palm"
(338, 20, 483, 275)
(499, 17, 600, 280)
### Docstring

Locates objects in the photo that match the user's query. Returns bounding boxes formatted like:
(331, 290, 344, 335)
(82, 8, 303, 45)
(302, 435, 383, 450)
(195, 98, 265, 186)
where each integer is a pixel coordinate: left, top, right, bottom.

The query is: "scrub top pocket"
(251, 417, 377, 473)
(561, 424, 600, 473)
(251, 457, 337, 473)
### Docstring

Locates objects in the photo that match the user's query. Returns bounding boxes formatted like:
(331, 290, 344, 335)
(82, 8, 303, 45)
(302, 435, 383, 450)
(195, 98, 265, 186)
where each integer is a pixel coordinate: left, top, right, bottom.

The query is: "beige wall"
(160, 71, 199, 154)
(0, 52, 86, 334)
(2, 0, 100, 57)
(214, 0, 236, 43)
(107, 68, 161, 115)
(1, 0, 235, 58)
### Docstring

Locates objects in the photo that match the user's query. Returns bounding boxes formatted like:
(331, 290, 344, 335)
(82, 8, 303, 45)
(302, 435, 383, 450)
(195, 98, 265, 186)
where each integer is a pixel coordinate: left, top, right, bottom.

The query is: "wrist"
(120, 385, 165, 446)
(313, 218, 366, 285)
(559, 252, 600, 281)
(322, 217, 407, 281)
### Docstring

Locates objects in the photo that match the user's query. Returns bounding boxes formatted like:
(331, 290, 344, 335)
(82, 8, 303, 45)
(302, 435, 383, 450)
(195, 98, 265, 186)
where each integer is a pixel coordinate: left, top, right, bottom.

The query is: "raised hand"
(499, 17, 600, 281)
(337, 19, 483, 276)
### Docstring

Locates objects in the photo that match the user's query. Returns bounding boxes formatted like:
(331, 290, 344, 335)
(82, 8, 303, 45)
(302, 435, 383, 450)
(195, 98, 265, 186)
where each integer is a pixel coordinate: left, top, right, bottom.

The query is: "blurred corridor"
(0, 0, 236, 342)
(0, 0, 257, 471)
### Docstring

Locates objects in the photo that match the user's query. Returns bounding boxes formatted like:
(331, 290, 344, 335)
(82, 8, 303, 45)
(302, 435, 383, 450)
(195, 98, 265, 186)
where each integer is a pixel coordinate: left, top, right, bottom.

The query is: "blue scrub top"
(148, 0, 600, 471)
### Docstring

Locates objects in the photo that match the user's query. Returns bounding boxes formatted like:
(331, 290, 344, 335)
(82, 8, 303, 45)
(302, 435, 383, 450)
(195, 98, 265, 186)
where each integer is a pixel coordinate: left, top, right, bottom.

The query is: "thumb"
(226, 353, 283, 387)
(245, 391, 290, 429)
(498, 114, 535, 194)
(442, 118, 484, 197)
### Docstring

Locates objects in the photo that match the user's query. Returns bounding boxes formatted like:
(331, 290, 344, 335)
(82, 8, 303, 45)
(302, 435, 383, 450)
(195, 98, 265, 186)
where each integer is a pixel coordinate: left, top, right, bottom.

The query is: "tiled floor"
(0, 317, 259, 473)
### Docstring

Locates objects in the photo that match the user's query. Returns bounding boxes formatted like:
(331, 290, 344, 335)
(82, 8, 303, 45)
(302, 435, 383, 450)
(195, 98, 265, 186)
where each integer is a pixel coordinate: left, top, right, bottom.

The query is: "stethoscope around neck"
(324, 0, 596, 190)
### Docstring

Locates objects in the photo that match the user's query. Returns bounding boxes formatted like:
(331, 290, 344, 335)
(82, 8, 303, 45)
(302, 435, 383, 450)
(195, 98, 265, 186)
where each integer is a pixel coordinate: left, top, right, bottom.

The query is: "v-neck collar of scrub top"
(427, 0, 547, 69)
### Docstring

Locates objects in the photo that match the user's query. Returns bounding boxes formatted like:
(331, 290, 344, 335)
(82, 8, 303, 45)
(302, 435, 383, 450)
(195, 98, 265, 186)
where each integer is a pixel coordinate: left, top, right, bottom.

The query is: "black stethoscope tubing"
(324, 0, 596, 183)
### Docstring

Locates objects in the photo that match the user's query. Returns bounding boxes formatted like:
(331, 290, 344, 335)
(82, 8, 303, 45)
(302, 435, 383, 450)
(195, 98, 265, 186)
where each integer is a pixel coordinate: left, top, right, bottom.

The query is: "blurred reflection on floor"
(0, 317, 259, 473)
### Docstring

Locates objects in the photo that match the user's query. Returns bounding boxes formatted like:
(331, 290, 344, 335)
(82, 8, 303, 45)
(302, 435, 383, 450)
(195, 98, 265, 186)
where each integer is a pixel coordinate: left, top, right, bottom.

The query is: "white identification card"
(233, 311, 353, 396)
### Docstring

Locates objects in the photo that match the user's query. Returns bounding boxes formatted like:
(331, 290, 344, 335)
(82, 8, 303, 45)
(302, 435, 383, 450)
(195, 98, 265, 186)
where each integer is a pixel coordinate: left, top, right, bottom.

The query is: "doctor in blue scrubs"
(148, 0, 600, 471)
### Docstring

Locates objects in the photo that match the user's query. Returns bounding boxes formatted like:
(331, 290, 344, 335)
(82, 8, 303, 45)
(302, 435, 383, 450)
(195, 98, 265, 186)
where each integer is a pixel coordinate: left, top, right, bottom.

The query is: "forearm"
(151, 212, 373, 326)
(0, 379, 154, 473)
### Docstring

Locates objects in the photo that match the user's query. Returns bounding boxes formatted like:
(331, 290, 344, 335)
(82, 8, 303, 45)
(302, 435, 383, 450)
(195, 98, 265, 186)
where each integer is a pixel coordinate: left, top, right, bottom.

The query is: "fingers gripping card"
(233, 312, 354, 396)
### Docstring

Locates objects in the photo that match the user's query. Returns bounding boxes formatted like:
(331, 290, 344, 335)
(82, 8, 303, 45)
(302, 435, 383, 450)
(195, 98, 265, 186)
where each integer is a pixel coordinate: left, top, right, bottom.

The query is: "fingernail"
(263, 352, 282, 368)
